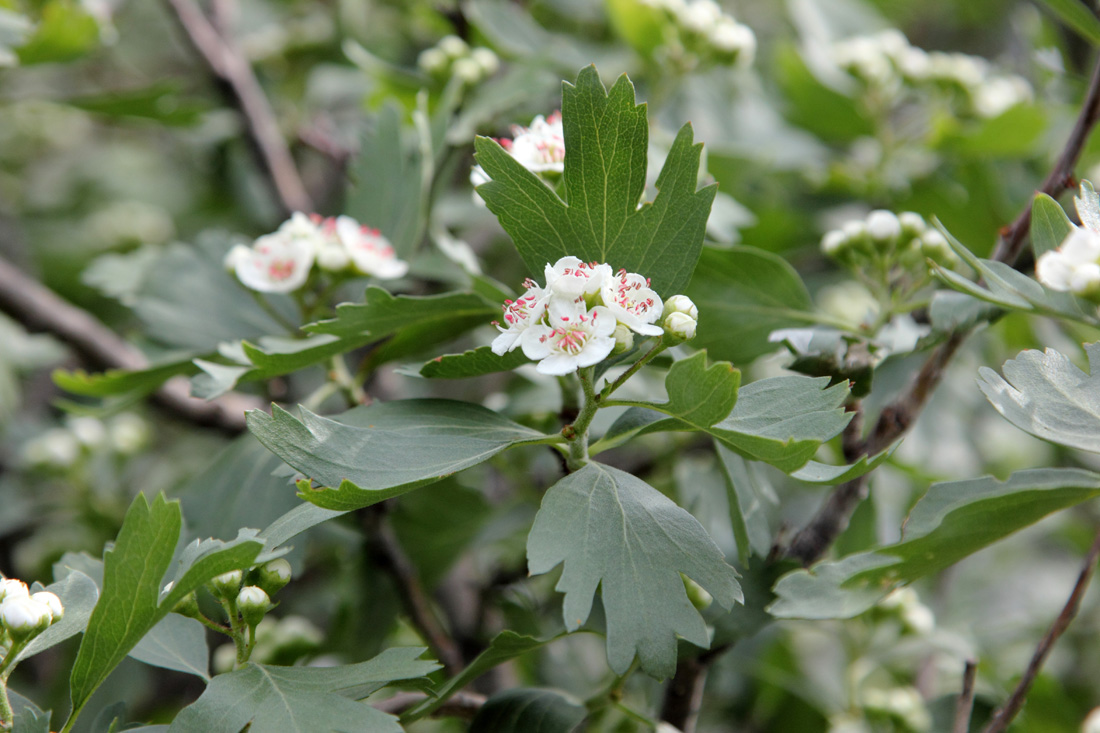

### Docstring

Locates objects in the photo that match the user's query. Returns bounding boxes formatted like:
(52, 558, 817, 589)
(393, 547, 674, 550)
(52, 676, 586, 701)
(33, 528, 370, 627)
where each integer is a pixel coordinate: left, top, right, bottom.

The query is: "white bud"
(23, 429, 80, 469)
(663, 311, 697, 341)
(1070, 262, 1100, 296)
(841, 220, 867, 240)
(256, 558, 292, 595)
(237, 585, 271, 627)
(438, 35, 469, 59)
(678, 0, 722, 34)
(470, 47, 499, 76)
(316, 242, 351, 272)
(210, 570, 243, 597)
(821, 229, 847, 255)
(109, 413, 150, 455)
(1083, 707, 1100, 733)
(224, 243, 252, 272)
(417, 47, 449, 74)
(612, 323, 634, 354)
(901, 603, 935, 634)
(31, 591, 64, 623)
(898, 211, 926, 236)
(663, 294, 698, 320)
(452, 57, 482, 84)
(67, 417, 106, 448)
(866, 210, 901, 242)
(0, 596, 52, 639)
(0, 579, 29, 604)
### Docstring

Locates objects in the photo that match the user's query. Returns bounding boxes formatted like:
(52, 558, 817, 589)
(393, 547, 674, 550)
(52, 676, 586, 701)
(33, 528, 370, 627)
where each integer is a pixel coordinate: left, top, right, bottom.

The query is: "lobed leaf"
(469, 688, 587, 733)
(606, 351, 740, 429)
(420, 345, 529, 378)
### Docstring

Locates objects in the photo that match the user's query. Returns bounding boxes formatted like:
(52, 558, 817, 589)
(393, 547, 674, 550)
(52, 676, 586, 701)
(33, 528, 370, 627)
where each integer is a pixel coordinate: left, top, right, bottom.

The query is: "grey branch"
(953, 659, 978, 733)
(372, 691, 486, 719)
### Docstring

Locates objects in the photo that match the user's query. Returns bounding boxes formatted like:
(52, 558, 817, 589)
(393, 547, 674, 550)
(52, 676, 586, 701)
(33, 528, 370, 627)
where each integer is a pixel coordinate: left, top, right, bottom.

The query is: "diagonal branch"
(954, 659, 978, 733)
(164, 0, 313, 214)
(981, 526, 1100, 733)
(0, 254, 260, 433)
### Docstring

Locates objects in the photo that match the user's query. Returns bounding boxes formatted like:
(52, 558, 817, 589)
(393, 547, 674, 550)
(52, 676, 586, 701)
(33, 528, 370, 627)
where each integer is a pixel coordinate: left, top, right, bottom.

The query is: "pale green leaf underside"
(527, 463, 741, 678)
(769, 468, 1100, 619)
(1030, 192, 1073, 258)
(247, 399, 548, 511)
(978, 342, 1100, 453)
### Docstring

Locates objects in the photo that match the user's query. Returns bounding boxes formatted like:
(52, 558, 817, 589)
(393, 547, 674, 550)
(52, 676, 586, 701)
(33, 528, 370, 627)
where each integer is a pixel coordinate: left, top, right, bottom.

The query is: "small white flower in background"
(109, 412, 150, 455)
(0, 595, 53, 639)
(491, 280, 550, 355)
(417, 47, 448, 74)
(334, 216, 408, 279)
(470, 47, 500, 76)
(230, 229, 315, 293)
(521, 298, 617, 376)
(67, 416, 106, 448)
(678, 0, 722, 34)
(0, 578, 29, 603)
(438, 35, 468, 59)
(452, 57, 482, 84)
(601, 270, 663, 336)
(31, 591, 64, 622)
(545, 256, 612, 299)
(972, 74, 1032, 118)
(22, 428, 80, 469)
(507, 112, 566, 174)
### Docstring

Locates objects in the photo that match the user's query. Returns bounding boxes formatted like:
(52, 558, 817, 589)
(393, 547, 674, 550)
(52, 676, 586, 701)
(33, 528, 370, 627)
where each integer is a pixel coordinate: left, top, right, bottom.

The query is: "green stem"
(0, 639, 29, 733)
(194, 612, 234, 636)
(565, 367, 599, 471)
(599, 338, 667, 401)
(329, 354, 367, 406)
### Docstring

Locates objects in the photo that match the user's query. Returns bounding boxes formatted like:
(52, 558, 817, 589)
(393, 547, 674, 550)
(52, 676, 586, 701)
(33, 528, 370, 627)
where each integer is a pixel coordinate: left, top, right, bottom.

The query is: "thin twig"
(954, 659, 978, 733)
(372, 691, 485, 719)
(362, 507, 465, 676)
(164, 0, 313, 214)
(981, 527, 1100, 733)
(0, 254, 259, 433)
(659, 643, 730, 732)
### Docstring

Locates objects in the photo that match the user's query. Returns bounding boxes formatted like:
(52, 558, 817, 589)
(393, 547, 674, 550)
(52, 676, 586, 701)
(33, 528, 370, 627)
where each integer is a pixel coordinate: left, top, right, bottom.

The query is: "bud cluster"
(21, 412, 150, 470)
(638, 0, 756, 70)
(832, 29, 1032, 118)
(821, 209, 956, 272)
(471, 112, 565, 199)
(417, 35, 500, 86)
(490, 256, 697, 375)
(1035, 181, 1100, 299)
(225, 213, 408, 294)
(0, 577, 63, 645)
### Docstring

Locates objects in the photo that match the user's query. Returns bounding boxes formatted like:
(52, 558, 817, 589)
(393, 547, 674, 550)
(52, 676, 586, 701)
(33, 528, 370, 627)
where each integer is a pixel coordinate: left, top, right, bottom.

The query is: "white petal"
(535, 354, 581, 375)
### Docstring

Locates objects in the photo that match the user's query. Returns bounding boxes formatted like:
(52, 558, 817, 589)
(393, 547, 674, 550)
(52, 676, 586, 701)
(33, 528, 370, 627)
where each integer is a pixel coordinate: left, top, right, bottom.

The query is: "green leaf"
(305, 287, 496, 339)
(258, 503, 346, 552)
(475, 65, 716, 295)
(527, 463, 741, 678)
(345, 105, 425, 257)
(1031, 192, 1074, 258)
(9, 690, 50, 733)
(16, 0, 98, 65)
(420, 345, 529, 378)
(130, 615, 210, 681)
(66, 495, 263, 726)
(606, 375, 851, 473)
(686, 246, 820, 364)
(789, 442, 899, 485)
(17, 570, 99, 663)
(247, 400, 548, 511)
(716, 445, 778, 562)
(169, 647, 440, 733)
(1033, 0, 1100, 44)
(54, 356, 198, 398)
(470, 688, 587, 733)
(66, 82, 207, 126)
(769, 468, 1100, 619)
(606, 352, 740, 428)
(978, 342, 1100, 454)
(403, 632, 551, 722)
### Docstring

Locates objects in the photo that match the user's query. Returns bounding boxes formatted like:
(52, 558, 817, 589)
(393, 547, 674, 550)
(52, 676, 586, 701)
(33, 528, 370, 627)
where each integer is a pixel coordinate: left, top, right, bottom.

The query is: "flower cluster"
(637, 0, 756, 69)
(471, 112, 565, 197)
(821, 209, 956, 271)
(417, 35, 500, 86)
(22, 412, 150, 470)
(225, 213, 408, 293)
(1036, 181, 1100, 297)
(490, 256, 697, 375)
(0, 577, 63, 644)
(832, 29, 1032, 118)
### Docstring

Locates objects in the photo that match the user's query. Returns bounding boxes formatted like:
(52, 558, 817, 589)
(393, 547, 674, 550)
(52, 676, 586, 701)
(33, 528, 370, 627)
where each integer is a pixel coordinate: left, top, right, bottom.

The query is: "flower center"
(268, 259, 296, 280)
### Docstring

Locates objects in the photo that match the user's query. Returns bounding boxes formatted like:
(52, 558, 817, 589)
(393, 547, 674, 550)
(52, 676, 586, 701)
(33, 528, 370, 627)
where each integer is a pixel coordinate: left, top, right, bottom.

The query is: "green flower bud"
(612, 323, 634, 354)
(209, 570, 243, 599)
(682, 576, 712, 611)
(255, 559, 292, 596)
(438, 35, 469, 59)
(237, 586, 272, 628)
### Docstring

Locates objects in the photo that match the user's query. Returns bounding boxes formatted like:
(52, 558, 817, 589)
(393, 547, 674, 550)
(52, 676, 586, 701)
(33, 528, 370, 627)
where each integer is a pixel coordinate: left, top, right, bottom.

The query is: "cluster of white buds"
(418, 35, 500, 86)
(1036, 181, 1100, 298)
(213, 615, 324, 672)
(876, 587, 935, 635)
(858, 685, 932, 732)
(471, 111, 565, 199)
(225, 213, 408, 294)
(638, 0, 756, 68)
(22, 412, 151, 470)
(0, 577, 63, 644)
(832, 29, 1032, 118)
(821, 209, 956, 271)
(490, 256, 697, 375)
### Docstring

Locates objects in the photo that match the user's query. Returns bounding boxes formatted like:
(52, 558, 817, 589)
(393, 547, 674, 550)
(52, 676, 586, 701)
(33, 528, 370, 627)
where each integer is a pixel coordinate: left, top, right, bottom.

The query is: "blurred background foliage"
(2, 0, 1100, 730)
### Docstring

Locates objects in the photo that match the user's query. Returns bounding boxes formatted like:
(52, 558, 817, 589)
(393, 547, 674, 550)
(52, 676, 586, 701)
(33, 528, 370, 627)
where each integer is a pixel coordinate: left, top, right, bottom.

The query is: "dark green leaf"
(475, 65, 716, 295)
(1033, 0, 1100, 44)
(304, 287, 496, 339)
(403, 632, 551, 722)
(169, 648, 440, 733)
(470, 688, 586, 733)
(978, 342, 1100, 453)
(420, 345, 529, 378)
(687, 246, 820, 364)
(769, 468, 1100, 619)
(130, 615, 210, 681)
(54, 357, 198, 398)
(527, 463, 741, 677)
(247, 400, 548, 511)
(1031, 192, 1074, 258)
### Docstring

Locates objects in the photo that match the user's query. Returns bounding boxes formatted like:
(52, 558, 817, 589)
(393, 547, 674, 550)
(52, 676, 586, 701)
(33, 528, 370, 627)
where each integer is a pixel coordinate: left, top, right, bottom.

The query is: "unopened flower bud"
(417, 47, 449, 74)
(866, 209, 901, 243)
(438, 35, 469, 59)
(210, 570, 243, 598)
(682, 576, 712, 611)
(316, 243, 350, 272)
(67, 417, 106, 448)
(821, 229, 847, 256)
(663, 294, 698, 320)
(31, 591, 63, 623)
(452, 57, 482, 84)
(470, 47, 499, 76)
(612, 323, 634, 354)
(109, 413, 150, 455)
(237, 586, 272, 627)
(0, 578, 29, 604)
(898, 211, 926, 237)
(172, 591, 202, 619)
(1, 596, 52, 640)
(663, 311, 697, 341)
(255, 559, 292, 596)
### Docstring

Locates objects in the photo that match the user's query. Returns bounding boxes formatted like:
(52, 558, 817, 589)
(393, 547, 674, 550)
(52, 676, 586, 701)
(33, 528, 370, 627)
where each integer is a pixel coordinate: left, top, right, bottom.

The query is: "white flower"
(0, 596, 52, 638)
(233, 230, 314, 293)
(544, 256, 612, 299)
(972, 75, 1031, 118)
(866, 210, 901, 242)
(417, 47, 448, 74)
(471, 47, 499, 75)
(663, 311, 697, 340)
(31, 591, 63, 622)
(508, 112, 566, 174)
(109, 413, 149, 455)
(67, 416, 106, 448)
(678, 0, 722, 33)
(821, 229, 847, 256)
(452, 57, 482, 84)
(1036, 227, 1100, 295)
(491, 280, 550, 355)
(520, 298, 617, 375)
(334, 216, 408, 279)
(438, 35, 469, 59)
(0, 578, 29, 603)
(23, 429, 80, 469)
(602, 270, 663, 335)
